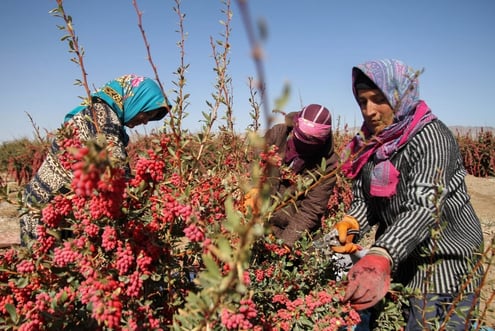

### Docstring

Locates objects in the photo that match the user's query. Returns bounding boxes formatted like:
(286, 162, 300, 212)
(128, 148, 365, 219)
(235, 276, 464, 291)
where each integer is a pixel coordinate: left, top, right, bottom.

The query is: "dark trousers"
(405, 293, 477, 331)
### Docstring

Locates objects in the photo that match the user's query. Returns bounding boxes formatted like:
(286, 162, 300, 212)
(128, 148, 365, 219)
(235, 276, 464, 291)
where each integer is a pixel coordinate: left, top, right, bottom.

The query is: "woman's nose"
(362, 102, 377, 117)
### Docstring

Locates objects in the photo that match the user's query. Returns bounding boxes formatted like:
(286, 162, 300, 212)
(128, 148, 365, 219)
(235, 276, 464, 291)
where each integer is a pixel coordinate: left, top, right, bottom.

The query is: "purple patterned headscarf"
(342, 59, 437, 197)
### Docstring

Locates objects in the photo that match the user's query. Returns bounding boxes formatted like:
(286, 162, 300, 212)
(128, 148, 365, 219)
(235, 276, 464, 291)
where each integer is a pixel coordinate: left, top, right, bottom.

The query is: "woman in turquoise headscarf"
(65, 74, 170, 142)
(21, 74, 171, 243)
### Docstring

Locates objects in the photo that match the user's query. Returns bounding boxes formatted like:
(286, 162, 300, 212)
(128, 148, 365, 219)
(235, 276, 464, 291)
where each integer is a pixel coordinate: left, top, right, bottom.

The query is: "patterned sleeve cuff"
(368, 246, 394, 269)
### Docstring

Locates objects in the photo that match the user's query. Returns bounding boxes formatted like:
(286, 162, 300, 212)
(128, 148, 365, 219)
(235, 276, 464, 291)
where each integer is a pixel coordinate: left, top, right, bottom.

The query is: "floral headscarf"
(64, 74, 169, 124)
(342, 59, 437, 197)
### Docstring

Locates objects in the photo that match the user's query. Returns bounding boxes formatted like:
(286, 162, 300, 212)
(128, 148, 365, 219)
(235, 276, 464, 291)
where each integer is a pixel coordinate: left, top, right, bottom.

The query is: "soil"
(0, 175, 494, 325)
(0, 196, 20, 248)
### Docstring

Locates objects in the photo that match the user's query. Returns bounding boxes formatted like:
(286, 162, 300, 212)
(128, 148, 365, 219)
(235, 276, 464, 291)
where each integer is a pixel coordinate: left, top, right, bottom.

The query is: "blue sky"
(1, 0, 494, 142)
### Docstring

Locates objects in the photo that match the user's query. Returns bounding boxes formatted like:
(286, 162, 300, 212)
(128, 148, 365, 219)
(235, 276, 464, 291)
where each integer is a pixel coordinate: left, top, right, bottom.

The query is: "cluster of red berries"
(220, 298, 258, 330)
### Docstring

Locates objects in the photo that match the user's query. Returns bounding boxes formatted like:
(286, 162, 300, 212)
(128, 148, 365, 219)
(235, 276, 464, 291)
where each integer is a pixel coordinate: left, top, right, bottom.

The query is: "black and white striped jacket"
(348, 120, 484, 294)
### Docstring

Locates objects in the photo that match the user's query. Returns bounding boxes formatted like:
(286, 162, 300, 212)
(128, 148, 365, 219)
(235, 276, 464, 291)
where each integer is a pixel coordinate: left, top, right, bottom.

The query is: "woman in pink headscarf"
(331, 59, 484, 330)
(257, 104, 339, 247)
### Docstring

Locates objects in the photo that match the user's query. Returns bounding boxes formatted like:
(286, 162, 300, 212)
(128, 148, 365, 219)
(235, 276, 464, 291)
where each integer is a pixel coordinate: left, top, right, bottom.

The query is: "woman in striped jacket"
(331, 59, 484, 330)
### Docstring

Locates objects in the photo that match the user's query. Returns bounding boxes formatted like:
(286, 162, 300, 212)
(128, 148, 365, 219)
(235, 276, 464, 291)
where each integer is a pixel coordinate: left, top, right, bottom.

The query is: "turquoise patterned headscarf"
(64, 74, 168, 124)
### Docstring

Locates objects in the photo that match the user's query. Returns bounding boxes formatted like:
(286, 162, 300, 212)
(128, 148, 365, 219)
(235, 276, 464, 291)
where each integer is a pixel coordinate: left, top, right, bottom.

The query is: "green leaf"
(151, 273, 162, 281)
(59, 289, 68, 303)
(223, 198, 241, 233)
(320, 158, 327, 172)
(5, 304, 18, 324)
(215, 237, 233, 262)
(15, 277, 29, 288)
(201, 111, 212, 121)
(47, 228, 61, 240)
(202, 254, 222, 280)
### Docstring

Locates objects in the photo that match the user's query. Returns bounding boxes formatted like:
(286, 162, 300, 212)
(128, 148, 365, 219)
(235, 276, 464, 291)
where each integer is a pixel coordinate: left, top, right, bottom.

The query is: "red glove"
(331, 215, 361, 254)
(342, 254, 391, 310)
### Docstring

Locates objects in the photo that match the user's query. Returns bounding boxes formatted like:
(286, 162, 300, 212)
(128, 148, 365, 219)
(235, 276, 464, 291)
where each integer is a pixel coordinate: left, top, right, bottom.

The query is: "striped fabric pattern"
(347, 120, 484, 294)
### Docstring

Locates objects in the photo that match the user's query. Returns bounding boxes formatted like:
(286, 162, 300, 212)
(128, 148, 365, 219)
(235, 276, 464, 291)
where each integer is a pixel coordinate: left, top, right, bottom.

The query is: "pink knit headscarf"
(284, 104, 333, 173)
(293, 104, 332, 144)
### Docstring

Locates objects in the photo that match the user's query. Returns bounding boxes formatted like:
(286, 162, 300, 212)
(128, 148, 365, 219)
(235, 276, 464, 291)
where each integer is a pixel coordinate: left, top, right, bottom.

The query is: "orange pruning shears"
(314, 228, 360, 247)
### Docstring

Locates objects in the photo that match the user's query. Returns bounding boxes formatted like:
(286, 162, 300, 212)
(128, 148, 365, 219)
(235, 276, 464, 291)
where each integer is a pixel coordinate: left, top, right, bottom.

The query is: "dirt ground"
(0, 175, 494, 325)
(0, 196, 20, 248)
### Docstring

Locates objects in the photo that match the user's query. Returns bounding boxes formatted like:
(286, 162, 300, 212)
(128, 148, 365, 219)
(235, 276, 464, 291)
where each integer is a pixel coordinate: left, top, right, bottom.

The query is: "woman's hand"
(342, 253, 391, 310)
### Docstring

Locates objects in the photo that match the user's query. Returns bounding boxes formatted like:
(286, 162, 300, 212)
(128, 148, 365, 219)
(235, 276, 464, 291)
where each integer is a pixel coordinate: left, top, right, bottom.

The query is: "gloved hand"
(331, 215, 361, 254)
(244, 188, 260, 213)
(342, 253, 391, 310)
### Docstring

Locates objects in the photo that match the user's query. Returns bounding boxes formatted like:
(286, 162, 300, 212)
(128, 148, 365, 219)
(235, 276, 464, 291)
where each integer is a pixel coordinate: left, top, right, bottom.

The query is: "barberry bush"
(0, 123, 362, 330)
(456, 128, 495, 177)
(0, 138, 48, 186)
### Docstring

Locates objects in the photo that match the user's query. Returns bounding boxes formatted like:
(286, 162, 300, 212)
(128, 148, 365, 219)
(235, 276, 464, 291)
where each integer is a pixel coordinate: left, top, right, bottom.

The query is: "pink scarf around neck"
(341, 101, 436, 197)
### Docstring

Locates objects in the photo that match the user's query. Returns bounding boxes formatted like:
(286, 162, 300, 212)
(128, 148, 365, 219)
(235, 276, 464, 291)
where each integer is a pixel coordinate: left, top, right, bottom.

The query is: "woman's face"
(125, 109, 161, 128)
(357, 89, 395, 135)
